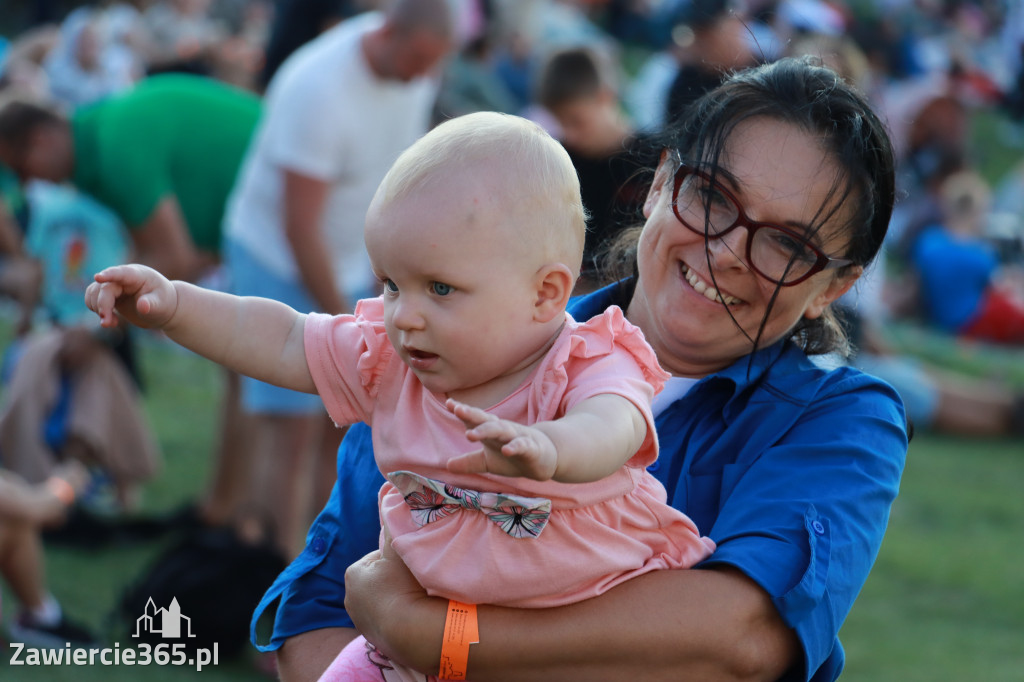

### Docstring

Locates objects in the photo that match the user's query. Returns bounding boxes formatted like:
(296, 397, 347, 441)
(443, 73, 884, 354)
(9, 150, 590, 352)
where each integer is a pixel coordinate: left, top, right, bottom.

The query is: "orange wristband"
(45, 477, 76, 506)
(438, 600, 478, 680)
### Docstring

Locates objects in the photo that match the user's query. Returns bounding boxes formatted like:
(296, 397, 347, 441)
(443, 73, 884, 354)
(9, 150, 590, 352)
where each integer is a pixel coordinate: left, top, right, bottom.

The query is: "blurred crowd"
(0, 0, 1022, 670)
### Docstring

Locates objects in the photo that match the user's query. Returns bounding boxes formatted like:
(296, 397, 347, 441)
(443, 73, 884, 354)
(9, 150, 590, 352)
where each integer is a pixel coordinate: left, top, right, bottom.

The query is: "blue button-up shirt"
(252, 282, 908, 681)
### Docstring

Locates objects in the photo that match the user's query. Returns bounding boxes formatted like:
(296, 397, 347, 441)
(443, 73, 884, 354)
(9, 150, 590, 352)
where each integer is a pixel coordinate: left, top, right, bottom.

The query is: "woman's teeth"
(682, 265, 742, 305)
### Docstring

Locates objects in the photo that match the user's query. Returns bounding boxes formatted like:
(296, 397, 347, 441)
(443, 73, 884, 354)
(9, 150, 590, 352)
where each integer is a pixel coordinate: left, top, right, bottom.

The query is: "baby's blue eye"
(431, 282, 453, 296)
(384, 279, 398, 293)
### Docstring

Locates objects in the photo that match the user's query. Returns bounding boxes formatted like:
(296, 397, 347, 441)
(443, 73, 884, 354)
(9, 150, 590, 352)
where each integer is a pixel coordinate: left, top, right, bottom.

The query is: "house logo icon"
(133, 597, 196, 639)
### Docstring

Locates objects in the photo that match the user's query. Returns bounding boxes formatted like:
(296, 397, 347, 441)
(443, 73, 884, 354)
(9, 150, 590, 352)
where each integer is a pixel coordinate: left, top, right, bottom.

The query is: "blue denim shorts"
(225, 239, 324, 415)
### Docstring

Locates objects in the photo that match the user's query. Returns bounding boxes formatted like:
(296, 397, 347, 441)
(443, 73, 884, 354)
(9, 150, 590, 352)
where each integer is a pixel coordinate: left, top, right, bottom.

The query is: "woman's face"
(628, 117, 863, 377)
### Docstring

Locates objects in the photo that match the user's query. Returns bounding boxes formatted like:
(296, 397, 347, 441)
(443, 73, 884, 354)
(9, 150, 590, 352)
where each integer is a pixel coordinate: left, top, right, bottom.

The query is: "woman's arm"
(346, 544, 799, 682)
(276, 628, 360, 682)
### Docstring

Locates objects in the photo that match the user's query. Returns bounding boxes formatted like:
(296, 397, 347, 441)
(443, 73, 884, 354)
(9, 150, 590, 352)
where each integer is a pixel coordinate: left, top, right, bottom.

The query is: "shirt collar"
(569, 279, 821, 418)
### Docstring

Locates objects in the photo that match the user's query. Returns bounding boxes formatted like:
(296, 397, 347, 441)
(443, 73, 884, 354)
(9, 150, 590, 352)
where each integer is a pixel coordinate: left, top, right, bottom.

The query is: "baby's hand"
(84, 264, 178, 330)
(445, 398, 558, 481)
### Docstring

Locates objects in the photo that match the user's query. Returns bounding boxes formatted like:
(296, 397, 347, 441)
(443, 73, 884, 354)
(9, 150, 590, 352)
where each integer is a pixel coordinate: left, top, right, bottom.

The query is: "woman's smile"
(679, 262, 744, 306)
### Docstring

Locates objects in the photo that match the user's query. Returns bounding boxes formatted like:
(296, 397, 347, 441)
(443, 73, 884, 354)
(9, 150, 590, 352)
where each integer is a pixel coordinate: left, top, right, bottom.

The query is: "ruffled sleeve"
(530, 306, 670, 468)
(303, 297, 395, 427)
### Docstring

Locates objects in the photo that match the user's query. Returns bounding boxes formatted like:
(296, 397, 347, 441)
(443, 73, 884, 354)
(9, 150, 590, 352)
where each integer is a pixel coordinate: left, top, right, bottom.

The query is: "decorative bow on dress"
(387, 470, 552, 539)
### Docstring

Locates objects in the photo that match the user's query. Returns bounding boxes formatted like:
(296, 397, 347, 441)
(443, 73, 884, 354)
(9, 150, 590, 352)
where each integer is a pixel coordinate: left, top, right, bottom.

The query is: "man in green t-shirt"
(0, 74, 262, 282)
(1, 75, 264, 548)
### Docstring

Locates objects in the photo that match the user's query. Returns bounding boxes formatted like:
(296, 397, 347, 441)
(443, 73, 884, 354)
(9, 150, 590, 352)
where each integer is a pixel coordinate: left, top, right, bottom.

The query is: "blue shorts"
(225, 239, 324, 415)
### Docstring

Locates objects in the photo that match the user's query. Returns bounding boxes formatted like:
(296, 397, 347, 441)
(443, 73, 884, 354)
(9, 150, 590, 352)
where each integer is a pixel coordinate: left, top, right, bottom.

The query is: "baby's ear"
(533, 263, 574, 323)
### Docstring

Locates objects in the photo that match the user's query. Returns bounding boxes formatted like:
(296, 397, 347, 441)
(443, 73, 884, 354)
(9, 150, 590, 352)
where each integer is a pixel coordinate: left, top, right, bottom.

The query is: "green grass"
(841, 433, 1024, 681)
(1, 315, 1022, 681)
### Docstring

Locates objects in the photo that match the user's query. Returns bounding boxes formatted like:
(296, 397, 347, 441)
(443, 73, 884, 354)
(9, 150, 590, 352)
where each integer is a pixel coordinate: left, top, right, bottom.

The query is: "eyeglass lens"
(674, 172, 821, 284)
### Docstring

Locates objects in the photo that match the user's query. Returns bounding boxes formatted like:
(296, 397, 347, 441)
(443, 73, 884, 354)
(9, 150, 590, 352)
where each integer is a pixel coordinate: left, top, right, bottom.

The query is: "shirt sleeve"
(262, 63, 349, 181)
(559, 307, 670, 469)
(303, 299, 391, 426)
(251, 422, 384, 650)
(697, 372, 907, 681)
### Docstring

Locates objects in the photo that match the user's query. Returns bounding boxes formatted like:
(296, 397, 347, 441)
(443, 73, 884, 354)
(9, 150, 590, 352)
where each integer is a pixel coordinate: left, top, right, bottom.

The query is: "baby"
(86, 112, 713, 681)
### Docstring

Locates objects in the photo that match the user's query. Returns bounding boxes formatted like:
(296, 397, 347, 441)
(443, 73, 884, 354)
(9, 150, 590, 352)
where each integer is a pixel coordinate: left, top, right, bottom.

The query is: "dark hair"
(609, 56, 896, 356)
(536, 47, 606, 110)
(0, 98, 64, 159)
(387, 0, 456, 39)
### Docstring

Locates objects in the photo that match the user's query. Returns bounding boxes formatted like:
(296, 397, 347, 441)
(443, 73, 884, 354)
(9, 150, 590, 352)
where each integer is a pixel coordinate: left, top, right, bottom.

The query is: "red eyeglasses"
(671, 161, 853, 286)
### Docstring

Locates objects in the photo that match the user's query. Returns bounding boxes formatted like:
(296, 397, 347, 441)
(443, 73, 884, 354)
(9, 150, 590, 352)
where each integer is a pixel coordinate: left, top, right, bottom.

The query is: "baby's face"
(365, 166, 554, 405)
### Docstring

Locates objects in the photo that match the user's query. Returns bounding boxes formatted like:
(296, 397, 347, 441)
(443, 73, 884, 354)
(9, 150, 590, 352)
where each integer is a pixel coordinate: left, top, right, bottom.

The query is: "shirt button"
(310, 537, 327, 555)
(811, 520, 825, 535)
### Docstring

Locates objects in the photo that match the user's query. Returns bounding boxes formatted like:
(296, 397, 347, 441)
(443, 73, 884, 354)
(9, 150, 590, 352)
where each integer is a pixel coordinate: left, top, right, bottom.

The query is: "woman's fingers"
(349, 548, 384, 570)
(344, 545, 422, 618)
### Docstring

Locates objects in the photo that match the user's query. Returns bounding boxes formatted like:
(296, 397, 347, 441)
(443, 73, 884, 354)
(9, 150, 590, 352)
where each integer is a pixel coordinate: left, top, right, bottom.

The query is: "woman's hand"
(344, 541, 447, 673)
(346, 544, 797, 682)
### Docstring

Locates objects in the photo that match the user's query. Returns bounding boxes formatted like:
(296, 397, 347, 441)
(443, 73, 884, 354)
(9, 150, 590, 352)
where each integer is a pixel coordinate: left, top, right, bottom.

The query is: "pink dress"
(304, 298, 715, 610)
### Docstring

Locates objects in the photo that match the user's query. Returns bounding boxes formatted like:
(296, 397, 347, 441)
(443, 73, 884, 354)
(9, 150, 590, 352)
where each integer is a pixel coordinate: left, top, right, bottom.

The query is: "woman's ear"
(643, 149, 674, 219)
(533, 263, 574, 322)
(805, 265, 863, 320)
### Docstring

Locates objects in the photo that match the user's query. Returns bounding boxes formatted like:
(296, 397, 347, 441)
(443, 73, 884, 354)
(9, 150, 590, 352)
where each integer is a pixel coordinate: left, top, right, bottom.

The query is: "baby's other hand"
(84, 264, 178, 329)
(445, 398, 558, 480)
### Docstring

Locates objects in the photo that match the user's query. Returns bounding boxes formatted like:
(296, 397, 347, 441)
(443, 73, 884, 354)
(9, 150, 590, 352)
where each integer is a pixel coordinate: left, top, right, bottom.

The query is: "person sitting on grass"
(0, 460, 97, 649)
(912, 168, 1024, 345)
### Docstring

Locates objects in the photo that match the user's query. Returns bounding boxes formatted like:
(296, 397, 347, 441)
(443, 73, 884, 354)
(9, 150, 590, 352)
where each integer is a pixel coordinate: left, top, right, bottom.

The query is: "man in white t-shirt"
(219, 0, 455, 560)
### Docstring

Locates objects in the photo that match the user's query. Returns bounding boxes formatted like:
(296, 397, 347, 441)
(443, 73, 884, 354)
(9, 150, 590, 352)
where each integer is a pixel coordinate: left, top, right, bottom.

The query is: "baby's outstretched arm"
(85, 264, 316, 393)
(445, 395, 647, 483)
